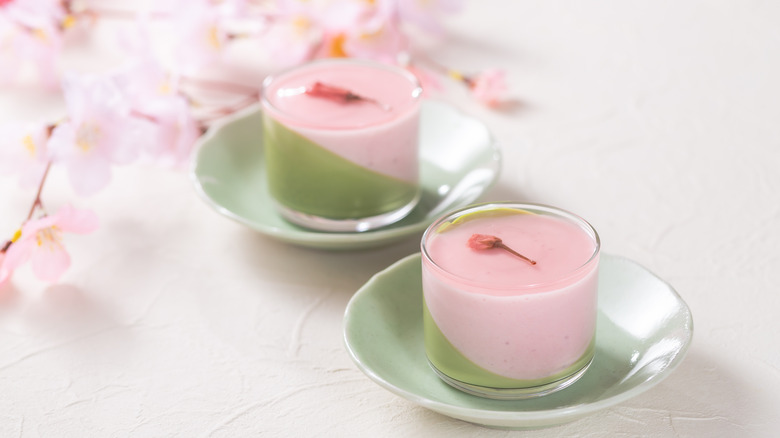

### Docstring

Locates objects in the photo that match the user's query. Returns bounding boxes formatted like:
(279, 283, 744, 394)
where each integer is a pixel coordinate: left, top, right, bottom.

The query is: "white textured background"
(1, 0, 779, 436)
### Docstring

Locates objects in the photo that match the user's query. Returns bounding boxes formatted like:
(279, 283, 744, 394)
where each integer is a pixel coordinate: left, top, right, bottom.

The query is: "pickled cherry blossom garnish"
(305, 82, 391, 111)
(468, 234, 537, 265)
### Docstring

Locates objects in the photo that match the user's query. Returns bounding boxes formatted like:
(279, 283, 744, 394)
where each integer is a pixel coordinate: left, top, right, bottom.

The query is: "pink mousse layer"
(262, 61, 421, 182)
(422, 212, 599, 380)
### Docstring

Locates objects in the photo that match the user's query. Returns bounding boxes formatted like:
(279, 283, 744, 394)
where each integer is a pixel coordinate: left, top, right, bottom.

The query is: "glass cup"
(261, 59, 422, 232)
(421, 202, 600, 399)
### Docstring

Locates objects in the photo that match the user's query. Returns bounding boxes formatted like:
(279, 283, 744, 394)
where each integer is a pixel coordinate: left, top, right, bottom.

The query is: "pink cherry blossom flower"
(305, 81, 391, 111)
(395, 0, 462, 34)
(310, 0, 372, 33)
(262, 9, 323, 66)
(161, 0, 229, 74)
(111, 55, 200, 166)
(113, 61, 173, 110)
(111, 20, 201, 166)
(0, 18, 61, 88)
(111, 18, 179, 103)
(48, 73, 147, 196)
(0, 0, 65, 88)
(468, 69, 507, 107)
(138, 95, 201, 166)
(467, 233, 536, 265)
(217, 0, 252, 16)
(0, 16, 21, 85)
(1, 0, 65, 20)
(0, 121, 50, 188)
(3, 205, 99, 283)
(262, 0, 374, 65)
(306, 0, 406, 62)
(111, 31, 178, 106)
(341, 18, 407, 63)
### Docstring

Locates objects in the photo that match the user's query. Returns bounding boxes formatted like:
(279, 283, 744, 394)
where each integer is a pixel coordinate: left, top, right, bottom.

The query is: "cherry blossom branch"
(26, 161, 52, 222)
(197, 91, 260, 124)
(180, 77, 259, 95)
(1, 149, 52, 255)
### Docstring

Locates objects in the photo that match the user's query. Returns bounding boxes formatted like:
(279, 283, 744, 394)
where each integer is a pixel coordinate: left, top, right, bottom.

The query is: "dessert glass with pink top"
(261, 59, 422, 232)
(421, 202, 600, 399)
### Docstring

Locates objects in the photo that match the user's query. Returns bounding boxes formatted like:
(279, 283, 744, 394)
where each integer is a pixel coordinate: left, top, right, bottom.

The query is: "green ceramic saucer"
(343, 253, 693, 429)
(190, 101, 501, 250)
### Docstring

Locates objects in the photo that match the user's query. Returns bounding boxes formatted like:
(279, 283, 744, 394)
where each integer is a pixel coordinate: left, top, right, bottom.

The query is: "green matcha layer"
(263, 115, 419, 220)
(423, 301, 595, 389)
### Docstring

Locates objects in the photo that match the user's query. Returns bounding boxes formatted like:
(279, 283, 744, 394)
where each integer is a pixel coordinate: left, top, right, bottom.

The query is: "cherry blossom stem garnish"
(468, 234, 537, 265)
(306, 82, 392, 111)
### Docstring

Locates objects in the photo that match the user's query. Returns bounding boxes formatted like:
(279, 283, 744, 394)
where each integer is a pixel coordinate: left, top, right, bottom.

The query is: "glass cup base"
(273, 193, 420, 233)
(427, 356, 594, 400)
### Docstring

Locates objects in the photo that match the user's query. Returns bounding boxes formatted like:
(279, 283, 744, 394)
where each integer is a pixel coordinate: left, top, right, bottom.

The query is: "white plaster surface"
(1, 1, 779, 436)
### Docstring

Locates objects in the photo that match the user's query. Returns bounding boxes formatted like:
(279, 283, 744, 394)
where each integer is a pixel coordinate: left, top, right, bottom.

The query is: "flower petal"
(66, 153, 112, 197)
(30, 240, 70, 282)
(3, 237, 35, 271)
(53, 205, 99, 234)
(47, 121, 76, 161)
(470, 69, 507, 106)
(0, 252, 12, 287)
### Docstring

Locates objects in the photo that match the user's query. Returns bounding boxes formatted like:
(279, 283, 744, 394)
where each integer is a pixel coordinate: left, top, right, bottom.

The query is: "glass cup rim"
(420, 202, 601, 292)
(261, 58, 423, 131)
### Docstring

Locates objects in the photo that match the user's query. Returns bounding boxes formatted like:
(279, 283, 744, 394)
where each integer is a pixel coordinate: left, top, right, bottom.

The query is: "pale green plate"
(190, 101, 501, 250)
(343, 253, 693, 429)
